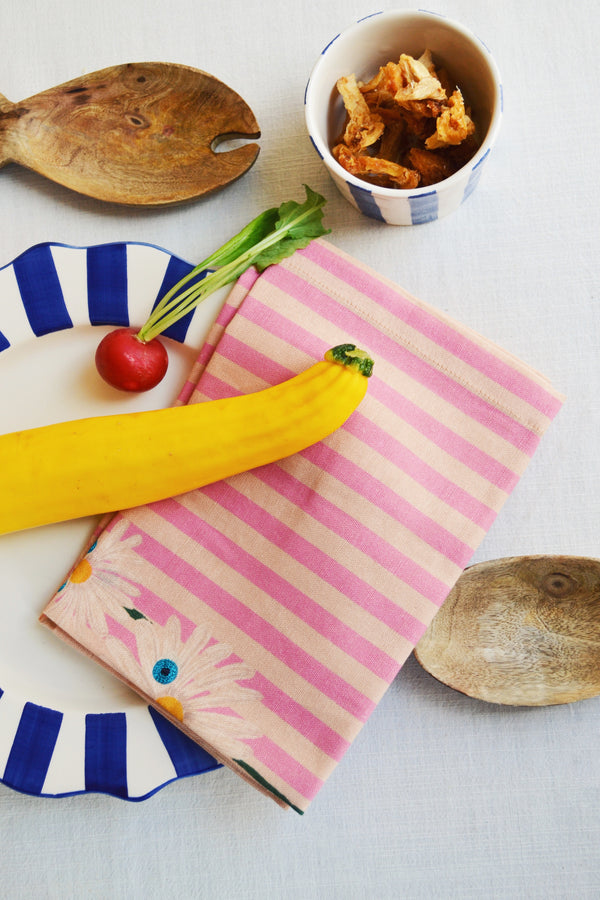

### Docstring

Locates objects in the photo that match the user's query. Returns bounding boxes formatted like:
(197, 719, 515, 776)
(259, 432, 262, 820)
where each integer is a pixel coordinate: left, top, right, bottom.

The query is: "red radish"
(95, 328, 169, 392)
(92, 190, 328, 393)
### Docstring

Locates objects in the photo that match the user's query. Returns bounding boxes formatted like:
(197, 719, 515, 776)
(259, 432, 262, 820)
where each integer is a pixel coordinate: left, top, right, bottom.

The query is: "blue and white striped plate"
(0, 241, 224, 800)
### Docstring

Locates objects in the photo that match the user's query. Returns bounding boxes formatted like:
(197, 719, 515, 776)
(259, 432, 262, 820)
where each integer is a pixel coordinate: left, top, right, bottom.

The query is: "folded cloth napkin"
(40, 239, 564, 813)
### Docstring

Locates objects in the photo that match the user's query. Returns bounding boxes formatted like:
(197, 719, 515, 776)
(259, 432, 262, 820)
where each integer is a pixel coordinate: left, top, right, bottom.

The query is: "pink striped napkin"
(40, 239, 564, 812)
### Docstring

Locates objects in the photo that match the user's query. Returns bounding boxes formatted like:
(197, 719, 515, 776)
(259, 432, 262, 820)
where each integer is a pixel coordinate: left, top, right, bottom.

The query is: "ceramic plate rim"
(0, 240, 223, 800)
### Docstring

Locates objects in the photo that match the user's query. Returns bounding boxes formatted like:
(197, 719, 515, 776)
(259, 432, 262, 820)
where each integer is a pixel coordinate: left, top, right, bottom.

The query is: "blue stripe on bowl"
(308, 135, 324, 161)
(348, 183, 386, 222)
(12, 244, 73, 336)
(148, 705, 220, 777)
(320, 32, 341, 55)
(357, 10, 383, 22)
(0, 331, 9, 352)
(87, 243, 130, 326)
(85, 712, 128, 798)
(409, 190, 439, 225)
(3, 702, 63, 795)
(463, 149, 491, 202)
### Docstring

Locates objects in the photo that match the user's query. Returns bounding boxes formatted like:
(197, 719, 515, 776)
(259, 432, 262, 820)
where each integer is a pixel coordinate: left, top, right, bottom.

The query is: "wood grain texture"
(0, 62, 260, 205)
(415, 555, 600, 706)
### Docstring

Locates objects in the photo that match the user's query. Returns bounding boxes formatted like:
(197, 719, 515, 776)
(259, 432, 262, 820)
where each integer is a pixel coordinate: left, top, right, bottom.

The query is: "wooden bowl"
(414, 555, 600, 706)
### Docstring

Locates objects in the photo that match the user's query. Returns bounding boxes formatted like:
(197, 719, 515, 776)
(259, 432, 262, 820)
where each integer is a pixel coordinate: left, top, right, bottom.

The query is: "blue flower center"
(152, 658, 178, 685)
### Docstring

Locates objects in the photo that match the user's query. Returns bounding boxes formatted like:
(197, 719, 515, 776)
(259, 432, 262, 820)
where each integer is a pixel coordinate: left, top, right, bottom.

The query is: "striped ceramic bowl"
(305, 10, 502, 226)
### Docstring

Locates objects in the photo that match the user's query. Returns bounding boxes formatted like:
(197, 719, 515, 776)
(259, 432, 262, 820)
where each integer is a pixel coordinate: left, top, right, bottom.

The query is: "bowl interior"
(308, 12, 500, 177)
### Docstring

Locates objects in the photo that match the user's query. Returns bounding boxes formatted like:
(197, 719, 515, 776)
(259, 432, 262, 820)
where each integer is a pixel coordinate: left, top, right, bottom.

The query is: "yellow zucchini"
(0, 344, 373, 535)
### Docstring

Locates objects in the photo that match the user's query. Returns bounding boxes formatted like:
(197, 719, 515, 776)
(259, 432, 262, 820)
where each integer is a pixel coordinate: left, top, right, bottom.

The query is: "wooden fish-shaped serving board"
(0, 62, 260, 206)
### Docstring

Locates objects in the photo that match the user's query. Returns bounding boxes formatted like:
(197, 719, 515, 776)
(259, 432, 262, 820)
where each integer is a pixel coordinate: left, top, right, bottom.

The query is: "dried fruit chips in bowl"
(333, 50, 479, 190)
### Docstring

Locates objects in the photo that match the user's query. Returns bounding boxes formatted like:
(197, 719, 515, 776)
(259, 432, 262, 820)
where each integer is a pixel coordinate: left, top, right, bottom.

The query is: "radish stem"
(136, 186, 328, 343)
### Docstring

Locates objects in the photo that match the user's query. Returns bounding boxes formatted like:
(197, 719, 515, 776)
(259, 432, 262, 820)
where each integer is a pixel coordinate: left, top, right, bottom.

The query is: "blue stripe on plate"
(85, 712, 128, 797)
(348, 183, 385, 221)
(3, 702, 63, 795)
(0, 242, 222, 800)
(13, 244, 73, 336)
(150, 256, 207, 343)
(87, 243, 129, 326)
(148, 705, 220, 777)
(409, 190, 439, 225)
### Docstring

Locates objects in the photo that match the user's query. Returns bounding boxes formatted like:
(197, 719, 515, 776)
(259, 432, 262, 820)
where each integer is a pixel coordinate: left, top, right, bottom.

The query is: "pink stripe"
(178, 294, 251, 404)
(106, 531, 352, 761)
(192, 338, 217, 373)
(345, 412, 497, 528)
(374, 378, 527, 490)
(237, 266, 261, 292)
(251, 464, 452, 606)
(195, 350, 474, 565)
(195, 332, 509, 531)
(195, 340, 495, 572)
(229, 296, 529, 488)
(246, 735, 324, 803)
(245, 671, 350, 760)
(195, 370, 244, 401)
(194, 300, 241, 367)
(178, 378, 199, 406)
(212, 332, 293, 385)
(301, 241, 563, 419)
(202, 480, 424, 654)
(260, 266, 541, 452)
(217, 299, 241, 323)
(375, 379, 529, 491)
(298, 440, 474, 566)
(181, 485, 399, 679)
(134, 515, 376, 722)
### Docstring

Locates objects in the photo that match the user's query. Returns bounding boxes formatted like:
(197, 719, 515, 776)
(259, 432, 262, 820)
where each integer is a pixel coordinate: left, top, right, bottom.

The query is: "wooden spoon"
(0, 62, 260, 206)
(414, 555, 600, 706)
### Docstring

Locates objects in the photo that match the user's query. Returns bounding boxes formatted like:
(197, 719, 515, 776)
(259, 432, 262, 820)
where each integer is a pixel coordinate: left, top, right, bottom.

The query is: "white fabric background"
(1, 0, 599, 897)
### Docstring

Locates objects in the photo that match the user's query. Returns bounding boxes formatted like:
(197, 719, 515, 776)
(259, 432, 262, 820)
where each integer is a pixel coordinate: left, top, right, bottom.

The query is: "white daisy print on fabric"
(102, 615, 264, 761)
(49, 518, 144, 635)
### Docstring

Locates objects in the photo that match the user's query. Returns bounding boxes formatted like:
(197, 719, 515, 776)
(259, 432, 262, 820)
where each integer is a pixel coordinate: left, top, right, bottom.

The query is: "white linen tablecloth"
(0, 0, 598, 896)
